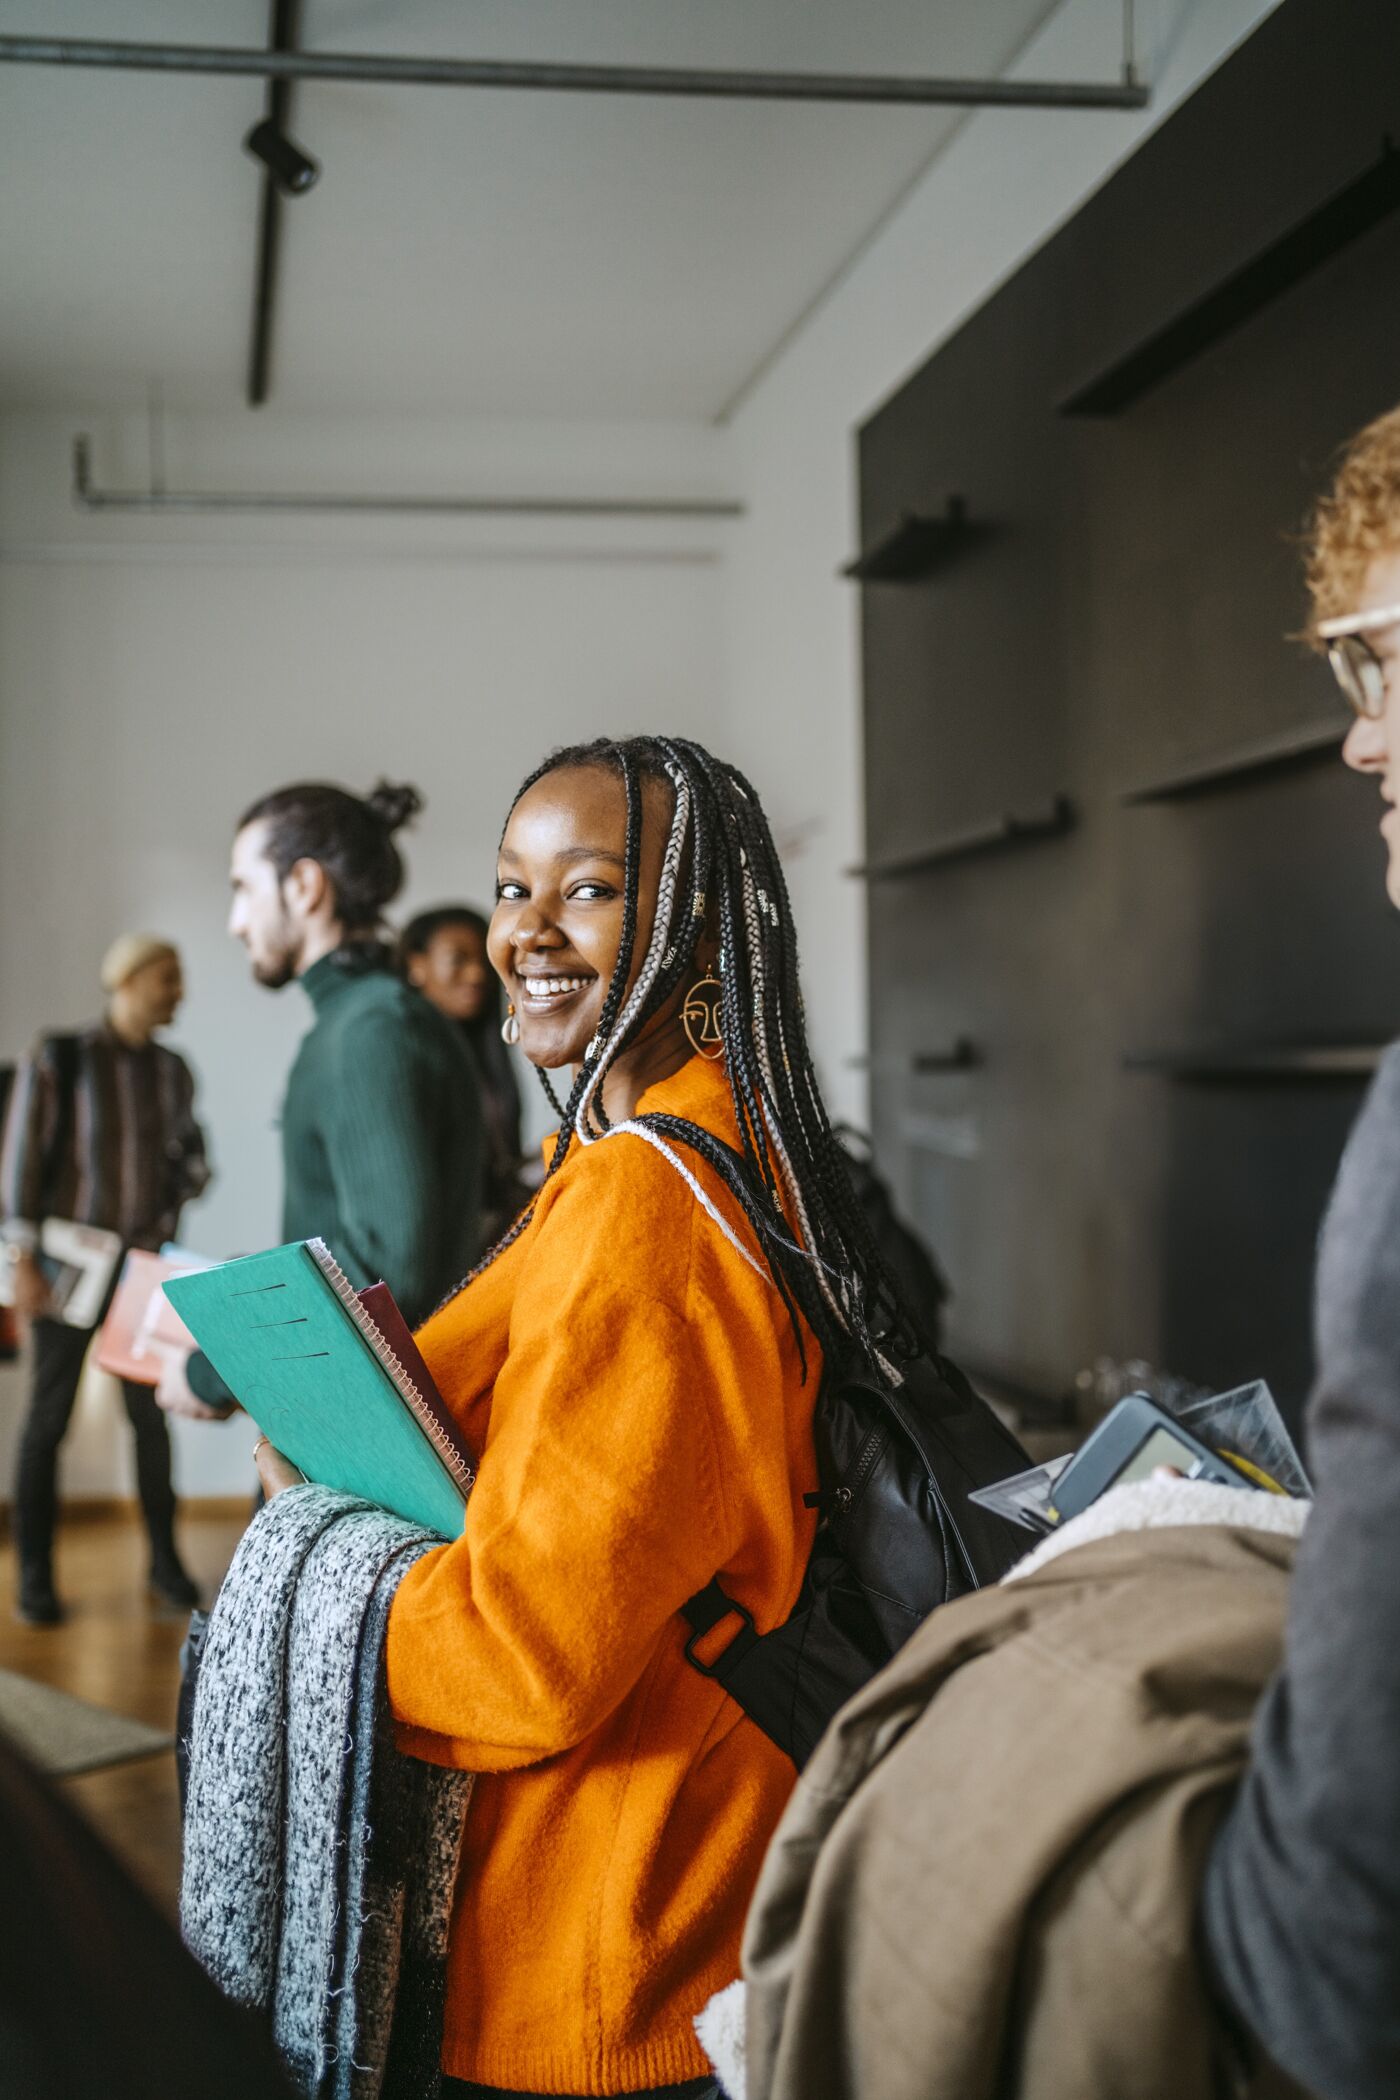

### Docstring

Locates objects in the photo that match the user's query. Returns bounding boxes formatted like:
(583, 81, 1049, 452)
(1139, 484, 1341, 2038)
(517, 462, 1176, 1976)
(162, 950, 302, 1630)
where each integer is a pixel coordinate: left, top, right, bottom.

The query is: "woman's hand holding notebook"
(164, 1239, 474, 1538)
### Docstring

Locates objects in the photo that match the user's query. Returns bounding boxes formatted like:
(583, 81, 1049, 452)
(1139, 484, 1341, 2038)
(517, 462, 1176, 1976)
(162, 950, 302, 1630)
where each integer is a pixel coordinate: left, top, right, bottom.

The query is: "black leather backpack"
(682, 1348, 1030, 1768)
(835, 1125, 950, 1350)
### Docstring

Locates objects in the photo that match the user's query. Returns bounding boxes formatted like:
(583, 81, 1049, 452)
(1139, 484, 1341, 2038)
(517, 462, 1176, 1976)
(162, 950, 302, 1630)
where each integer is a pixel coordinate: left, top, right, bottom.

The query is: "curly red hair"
(1305, 405, 1400, 644)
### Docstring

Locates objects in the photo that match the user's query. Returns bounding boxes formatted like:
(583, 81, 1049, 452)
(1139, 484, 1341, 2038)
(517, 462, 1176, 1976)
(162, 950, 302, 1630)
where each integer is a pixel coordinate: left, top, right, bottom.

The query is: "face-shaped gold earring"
(501, 1001, 520, 1046)
(682, 970, 724, 1061)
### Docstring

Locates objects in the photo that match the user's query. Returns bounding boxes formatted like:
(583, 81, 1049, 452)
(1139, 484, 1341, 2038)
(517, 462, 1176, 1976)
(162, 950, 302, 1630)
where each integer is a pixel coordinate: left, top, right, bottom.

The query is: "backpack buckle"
(681, 1580, 759, 1678)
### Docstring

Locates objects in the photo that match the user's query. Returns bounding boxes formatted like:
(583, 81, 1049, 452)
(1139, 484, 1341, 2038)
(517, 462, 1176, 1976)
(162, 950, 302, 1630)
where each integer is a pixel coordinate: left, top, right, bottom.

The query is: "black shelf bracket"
(1123, 1042, 1388, 1083)
(1060, 143, 1400, 418)
(847, 1039, 981, 1074)
(841, 496, 980, 581)
(914, 1038, 981, 1073)
(1122, 721, 1345, 804)
(850, 794, 1074, 880)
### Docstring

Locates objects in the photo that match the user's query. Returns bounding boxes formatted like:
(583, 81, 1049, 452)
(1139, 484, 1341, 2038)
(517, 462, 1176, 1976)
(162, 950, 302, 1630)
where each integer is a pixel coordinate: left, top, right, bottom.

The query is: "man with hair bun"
(1, 933, 209, 1623)
(164, 779, 484, 1419)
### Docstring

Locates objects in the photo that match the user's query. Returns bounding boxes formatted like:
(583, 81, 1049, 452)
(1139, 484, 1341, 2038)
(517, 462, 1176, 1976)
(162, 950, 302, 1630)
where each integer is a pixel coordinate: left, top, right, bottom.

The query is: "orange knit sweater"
(386, 1054, 819, 2094)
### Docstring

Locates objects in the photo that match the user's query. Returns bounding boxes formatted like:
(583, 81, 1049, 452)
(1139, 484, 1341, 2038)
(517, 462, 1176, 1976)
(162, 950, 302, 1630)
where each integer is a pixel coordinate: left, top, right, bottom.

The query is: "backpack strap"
(680, 1579, 759, 1682)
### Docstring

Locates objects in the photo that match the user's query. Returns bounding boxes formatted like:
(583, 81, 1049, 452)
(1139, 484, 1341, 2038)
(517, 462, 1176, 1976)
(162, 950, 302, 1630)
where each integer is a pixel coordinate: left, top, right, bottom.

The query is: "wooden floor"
(0, 1499, 248, 1916)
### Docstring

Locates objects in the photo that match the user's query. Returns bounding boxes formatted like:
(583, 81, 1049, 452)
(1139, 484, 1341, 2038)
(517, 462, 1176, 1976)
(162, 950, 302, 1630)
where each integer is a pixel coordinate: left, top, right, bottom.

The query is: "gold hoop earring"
(682, 970, 724, 1061)
(501, 1001, 520, 1047)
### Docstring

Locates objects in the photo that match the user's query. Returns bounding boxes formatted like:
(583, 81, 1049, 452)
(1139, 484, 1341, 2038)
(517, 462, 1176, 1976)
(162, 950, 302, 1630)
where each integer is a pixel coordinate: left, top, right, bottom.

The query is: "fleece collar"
(1003, 1474, 1310, 1586)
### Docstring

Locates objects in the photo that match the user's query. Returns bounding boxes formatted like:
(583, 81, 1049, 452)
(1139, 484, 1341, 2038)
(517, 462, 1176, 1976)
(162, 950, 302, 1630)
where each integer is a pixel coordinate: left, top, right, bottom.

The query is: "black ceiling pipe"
(0, 35, 1150, 110)
(246, 0, 302, 409)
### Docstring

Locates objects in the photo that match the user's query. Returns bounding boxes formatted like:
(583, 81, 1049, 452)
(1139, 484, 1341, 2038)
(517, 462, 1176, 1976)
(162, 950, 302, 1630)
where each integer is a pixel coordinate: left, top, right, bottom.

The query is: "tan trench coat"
(743, 1522, 1309, 2100)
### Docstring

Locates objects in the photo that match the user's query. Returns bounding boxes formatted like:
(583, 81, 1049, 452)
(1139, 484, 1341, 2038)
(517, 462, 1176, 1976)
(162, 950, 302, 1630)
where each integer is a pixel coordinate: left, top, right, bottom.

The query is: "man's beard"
(251, 903, 301, 990)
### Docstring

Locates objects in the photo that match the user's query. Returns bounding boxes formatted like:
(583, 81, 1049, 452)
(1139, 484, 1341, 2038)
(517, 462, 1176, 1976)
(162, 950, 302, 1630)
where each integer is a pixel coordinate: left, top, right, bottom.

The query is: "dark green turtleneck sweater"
(189, 947, 483, 1404)
(276, 947, 483, 1314)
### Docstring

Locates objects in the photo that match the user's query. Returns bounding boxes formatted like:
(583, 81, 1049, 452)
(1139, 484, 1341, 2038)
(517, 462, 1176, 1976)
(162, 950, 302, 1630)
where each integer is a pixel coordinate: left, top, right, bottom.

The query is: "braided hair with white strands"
(435, 735, 923, 1380)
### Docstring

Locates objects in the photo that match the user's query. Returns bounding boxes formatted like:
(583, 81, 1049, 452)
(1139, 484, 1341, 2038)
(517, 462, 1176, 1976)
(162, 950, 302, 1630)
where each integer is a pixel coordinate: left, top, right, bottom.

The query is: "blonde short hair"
(100, 934, 179, 994)
(1305, 405, 1400, 644)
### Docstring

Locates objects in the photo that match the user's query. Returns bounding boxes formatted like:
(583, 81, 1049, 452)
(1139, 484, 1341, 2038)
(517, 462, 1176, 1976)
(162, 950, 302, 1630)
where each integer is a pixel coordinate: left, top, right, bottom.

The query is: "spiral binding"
(305, 1238, 475, 1498)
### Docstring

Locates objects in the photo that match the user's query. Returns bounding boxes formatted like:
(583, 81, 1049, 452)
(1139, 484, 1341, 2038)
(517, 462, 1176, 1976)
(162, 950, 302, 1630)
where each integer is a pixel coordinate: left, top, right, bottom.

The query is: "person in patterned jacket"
(1, 934, 210, 1624)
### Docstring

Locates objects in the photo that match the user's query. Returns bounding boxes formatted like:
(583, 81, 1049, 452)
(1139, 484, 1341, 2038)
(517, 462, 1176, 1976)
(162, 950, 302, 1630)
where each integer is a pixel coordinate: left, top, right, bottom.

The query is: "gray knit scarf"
(181, 1485, 470, 2100)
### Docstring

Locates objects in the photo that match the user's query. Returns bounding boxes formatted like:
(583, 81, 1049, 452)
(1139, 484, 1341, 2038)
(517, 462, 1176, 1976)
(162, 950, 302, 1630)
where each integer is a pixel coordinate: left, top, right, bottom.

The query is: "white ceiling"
(0, 0, 1072, 421)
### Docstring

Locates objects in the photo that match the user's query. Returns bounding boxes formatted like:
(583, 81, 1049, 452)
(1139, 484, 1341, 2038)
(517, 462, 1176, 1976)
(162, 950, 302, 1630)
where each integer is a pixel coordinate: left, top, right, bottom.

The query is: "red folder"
(357, 1281, 477, 1481)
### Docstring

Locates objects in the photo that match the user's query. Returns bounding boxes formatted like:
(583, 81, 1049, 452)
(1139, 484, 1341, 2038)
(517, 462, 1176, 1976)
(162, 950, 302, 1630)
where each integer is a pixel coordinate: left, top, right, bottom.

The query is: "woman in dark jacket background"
(400, 905, 529, 1240)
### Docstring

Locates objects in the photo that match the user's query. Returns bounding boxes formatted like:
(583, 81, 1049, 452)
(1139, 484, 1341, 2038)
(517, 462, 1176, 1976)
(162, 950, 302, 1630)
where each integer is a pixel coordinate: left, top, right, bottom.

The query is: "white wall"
(715, 0, 1282, 1140)
(0, 408, 731, 1496)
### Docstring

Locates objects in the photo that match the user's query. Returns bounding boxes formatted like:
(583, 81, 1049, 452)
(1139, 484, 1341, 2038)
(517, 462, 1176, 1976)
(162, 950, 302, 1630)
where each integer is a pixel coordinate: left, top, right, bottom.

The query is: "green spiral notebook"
(163, 1238, 473, 1538)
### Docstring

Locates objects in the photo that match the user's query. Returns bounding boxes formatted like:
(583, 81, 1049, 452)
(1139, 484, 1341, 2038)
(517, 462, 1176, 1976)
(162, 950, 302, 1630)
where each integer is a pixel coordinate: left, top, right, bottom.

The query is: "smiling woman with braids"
(259, 735, 918, 2099)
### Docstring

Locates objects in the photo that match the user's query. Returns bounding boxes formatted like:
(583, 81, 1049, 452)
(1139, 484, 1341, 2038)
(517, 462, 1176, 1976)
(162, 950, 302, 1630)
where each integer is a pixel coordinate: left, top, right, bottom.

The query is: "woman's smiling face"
(489, 765, 672, 1071)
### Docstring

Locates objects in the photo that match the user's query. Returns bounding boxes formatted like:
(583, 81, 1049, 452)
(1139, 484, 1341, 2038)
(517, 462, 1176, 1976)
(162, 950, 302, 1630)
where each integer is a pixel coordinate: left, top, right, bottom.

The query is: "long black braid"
(433, 735, 923, 1379)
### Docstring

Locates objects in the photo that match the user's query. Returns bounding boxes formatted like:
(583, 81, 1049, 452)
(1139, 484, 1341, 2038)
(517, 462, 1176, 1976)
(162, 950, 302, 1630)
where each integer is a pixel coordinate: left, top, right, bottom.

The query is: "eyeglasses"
(1327, 633, 1388, 718)
(1316, 600, 1400, 720)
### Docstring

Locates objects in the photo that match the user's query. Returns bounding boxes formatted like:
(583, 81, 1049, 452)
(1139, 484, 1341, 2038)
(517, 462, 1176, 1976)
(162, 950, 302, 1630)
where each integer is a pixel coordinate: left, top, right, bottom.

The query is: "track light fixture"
(243, 116, 319, 194)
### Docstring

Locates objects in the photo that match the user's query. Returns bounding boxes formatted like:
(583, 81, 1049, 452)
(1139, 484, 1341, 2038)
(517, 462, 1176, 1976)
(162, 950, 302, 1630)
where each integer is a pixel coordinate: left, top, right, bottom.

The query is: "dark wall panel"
(856, 0, 1400, 1427)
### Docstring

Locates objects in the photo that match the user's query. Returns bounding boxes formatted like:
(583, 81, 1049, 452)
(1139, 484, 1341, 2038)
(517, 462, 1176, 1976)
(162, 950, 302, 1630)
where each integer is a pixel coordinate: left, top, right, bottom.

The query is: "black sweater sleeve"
(1203, 1046, 1400, 2100)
